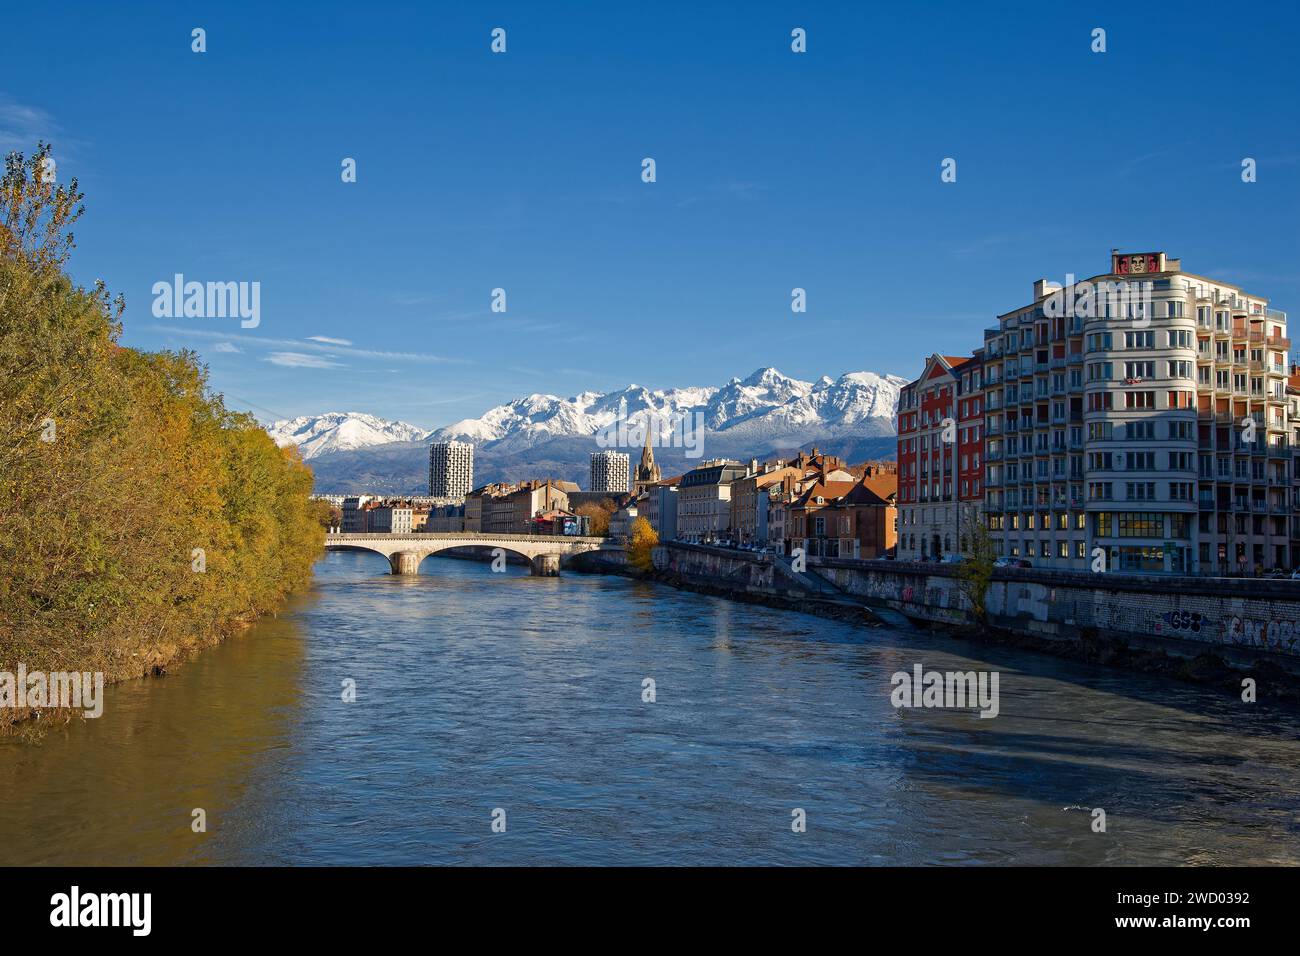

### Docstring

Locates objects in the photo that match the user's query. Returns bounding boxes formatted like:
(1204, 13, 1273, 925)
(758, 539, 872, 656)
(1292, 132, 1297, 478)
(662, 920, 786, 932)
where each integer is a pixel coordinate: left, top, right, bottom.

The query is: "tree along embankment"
(0, 144, 326, 734)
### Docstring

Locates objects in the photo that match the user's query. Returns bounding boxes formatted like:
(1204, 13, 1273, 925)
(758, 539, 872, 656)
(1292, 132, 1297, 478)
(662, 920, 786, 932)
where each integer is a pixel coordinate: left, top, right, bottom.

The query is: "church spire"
(635, 416, 662, 488)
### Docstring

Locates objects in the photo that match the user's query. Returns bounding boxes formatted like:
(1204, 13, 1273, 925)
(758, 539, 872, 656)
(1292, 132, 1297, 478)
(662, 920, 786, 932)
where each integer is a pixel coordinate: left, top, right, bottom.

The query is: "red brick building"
(896, 352, 984, 560)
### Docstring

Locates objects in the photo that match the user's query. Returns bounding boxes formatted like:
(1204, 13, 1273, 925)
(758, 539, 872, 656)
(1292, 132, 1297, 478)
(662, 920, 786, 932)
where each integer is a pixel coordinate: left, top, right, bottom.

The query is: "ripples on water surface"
(3, 551, 1299, 865)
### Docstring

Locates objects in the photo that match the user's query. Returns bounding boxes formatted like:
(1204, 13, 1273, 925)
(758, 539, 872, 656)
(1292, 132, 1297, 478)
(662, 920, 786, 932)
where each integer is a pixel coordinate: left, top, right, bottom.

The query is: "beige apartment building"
(983, 250, 1296, 574)
(676, 460, 748, 542)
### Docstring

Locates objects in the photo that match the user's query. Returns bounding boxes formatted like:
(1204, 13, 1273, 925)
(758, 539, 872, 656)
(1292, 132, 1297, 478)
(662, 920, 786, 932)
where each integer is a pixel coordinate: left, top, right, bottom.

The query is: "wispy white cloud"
(144, 325, 473, 365)
(307, 335, 353, 346)
(0, 96, 58, 153)
(265, 352, 342, 369)
(392, 293, 437, 307)
(213, 341, 242, 353)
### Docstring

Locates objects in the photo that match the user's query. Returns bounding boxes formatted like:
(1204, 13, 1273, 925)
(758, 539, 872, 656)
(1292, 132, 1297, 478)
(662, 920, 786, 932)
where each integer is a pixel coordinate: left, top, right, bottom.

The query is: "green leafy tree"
(957, 504, 996, 623)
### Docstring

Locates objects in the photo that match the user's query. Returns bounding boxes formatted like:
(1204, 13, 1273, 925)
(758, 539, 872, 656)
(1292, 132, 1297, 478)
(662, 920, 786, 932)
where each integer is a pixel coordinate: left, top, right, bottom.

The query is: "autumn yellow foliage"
(0, 144, 324, 724)
(628, 516, 659, 573)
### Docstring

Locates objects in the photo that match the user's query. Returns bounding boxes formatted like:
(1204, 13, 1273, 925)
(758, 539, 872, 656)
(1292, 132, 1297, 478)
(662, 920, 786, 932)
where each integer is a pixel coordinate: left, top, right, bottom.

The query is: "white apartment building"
(429, 441, 474, 499)
(639, 480, 679, 540)
(589, 450, 631, 493)
(983, 251, 1295, 574)
(370, 504, 414, 534)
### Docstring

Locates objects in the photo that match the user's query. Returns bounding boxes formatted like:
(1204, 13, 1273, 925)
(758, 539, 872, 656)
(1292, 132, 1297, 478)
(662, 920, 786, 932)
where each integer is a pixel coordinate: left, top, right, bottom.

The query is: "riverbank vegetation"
(628, 517, 658, 572)
(0, 144, 325, 732)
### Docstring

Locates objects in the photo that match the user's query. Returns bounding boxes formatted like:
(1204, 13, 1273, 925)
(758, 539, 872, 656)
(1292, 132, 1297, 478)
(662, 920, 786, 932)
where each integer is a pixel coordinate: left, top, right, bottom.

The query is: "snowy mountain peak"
(268, 412, 428, 460)
(741, 366, 792, 387)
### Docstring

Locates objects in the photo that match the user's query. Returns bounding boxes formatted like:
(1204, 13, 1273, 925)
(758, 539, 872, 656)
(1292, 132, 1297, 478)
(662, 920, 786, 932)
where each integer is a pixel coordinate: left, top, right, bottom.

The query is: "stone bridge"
(323, 531, 607, 576)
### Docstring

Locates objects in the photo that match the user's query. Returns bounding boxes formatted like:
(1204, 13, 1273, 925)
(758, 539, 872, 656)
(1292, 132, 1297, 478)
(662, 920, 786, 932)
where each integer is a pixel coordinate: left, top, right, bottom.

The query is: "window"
(1126, 421, 1155, 441)
(1118, 546, 1165, 573)
(1125, 391, 1155, 409)
(1125, 452, 1155, 471)
(1124, 332, 1155, 349)
(1089, 482, 1113, 501)
(1169, 330, 1192, 349)
(1117, 513, 1163, 537)
(1125, 482, 1157, 501)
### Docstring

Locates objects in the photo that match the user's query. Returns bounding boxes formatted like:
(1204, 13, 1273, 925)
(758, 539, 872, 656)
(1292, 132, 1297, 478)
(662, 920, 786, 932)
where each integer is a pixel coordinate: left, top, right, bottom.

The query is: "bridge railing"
(324, 532, 607, 545)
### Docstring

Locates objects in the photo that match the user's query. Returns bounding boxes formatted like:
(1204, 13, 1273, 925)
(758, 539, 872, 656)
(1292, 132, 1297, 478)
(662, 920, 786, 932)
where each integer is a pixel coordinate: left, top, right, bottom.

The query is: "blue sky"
(4, 0, 1298, 427)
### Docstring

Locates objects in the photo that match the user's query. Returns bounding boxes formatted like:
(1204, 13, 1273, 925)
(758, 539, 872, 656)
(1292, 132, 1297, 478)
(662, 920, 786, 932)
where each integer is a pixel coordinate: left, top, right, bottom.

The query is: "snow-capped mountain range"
(269, 367, 907, 493)
(427, 367, 905, 452)
(270, 368, 906, 460)
(266, 412, 427, 459)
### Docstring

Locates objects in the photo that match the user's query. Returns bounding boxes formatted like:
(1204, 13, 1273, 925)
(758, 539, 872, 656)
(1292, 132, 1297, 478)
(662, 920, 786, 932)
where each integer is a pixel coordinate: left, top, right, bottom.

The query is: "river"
(2, 550, 1298, 865)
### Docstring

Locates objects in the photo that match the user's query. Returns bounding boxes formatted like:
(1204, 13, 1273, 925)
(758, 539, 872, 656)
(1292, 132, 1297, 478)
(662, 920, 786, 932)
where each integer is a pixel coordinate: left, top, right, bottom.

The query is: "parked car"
(994, 557, 1031, 569)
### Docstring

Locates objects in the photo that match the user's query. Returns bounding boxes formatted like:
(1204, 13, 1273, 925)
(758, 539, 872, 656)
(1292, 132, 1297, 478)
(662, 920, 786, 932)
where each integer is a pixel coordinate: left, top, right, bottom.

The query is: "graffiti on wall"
(1221, 616, 1300, 654)
(1158, 610, 1205, 634)
(1155, 607, 1300, 656)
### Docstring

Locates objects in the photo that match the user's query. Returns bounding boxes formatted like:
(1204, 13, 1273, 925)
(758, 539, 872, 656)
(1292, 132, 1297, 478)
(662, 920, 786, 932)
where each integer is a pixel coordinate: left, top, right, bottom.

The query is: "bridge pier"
(389, 551, 422, 575)
(530, 553, 561, 577)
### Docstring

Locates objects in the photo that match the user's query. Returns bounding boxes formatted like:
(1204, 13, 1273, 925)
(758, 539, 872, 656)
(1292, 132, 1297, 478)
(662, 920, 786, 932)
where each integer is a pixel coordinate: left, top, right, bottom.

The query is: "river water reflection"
(3, 551, 1298, 865)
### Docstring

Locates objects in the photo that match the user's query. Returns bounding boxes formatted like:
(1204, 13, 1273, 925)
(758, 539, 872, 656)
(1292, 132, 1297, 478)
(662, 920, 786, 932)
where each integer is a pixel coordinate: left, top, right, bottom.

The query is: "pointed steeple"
(635, 416, 662, 488)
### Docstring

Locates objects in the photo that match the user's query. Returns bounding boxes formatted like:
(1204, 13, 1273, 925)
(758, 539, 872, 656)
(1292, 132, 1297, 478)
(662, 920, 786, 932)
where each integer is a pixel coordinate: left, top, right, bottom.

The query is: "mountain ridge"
(269, 367, 907, 493)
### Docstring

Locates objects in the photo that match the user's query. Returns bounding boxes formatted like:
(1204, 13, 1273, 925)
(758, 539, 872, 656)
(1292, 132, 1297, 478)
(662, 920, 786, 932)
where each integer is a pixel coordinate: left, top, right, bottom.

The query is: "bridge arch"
(322, 532, 605, 577)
